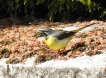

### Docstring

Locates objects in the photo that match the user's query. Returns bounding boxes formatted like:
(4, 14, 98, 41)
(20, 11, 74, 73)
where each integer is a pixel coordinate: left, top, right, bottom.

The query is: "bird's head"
(39, 28, 55, 37)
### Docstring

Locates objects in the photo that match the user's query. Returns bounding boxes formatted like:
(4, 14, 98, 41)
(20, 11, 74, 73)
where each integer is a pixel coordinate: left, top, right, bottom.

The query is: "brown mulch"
(0, 17, 106, 64)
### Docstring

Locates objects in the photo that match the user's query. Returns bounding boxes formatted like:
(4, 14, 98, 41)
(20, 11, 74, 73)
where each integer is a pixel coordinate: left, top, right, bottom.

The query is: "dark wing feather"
(45, 24, 92, 40)
(52, 30, 77, 40)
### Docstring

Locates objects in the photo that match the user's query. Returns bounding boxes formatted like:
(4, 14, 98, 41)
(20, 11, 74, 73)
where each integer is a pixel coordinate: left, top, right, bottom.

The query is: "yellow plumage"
(39, 26, 91, 50)
(44, 35, 72, 50)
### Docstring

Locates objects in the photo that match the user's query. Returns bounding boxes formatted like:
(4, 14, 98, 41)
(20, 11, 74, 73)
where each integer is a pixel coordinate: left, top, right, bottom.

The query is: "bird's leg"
(58, 48, 66, 53)
(51, 49, 59, 60)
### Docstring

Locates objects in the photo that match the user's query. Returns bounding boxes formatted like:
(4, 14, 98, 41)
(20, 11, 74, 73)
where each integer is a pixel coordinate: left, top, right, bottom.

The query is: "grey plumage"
(39, 28, 77, 40)
(39, 28, 55, 36)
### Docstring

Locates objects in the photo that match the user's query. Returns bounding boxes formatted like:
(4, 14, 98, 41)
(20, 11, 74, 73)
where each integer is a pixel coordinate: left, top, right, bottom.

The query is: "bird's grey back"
(52, 30, 76, 40)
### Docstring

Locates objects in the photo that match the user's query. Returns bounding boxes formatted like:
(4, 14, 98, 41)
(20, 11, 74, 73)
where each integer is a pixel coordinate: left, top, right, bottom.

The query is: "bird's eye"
(45, 36, 49, 40)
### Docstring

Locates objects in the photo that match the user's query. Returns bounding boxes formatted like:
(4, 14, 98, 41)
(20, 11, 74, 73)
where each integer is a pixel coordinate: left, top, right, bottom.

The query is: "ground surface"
(0, 17, 106, 64)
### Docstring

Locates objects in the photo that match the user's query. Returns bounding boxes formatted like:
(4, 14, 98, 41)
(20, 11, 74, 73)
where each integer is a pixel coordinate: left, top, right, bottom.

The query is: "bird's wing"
(52, 30, 77, 40)
(53, 24, 93, 40)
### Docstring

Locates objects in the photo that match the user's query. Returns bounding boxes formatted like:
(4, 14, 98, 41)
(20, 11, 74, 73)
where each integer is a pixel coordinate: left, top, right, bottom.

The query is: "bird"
(39, 25, 91, 50)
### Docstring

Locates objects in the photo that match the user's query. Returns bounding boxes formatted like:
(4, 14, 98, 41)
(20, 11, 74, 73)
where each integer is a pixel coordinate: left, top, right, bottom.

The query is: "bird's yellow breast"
(44, 35, 71, 50)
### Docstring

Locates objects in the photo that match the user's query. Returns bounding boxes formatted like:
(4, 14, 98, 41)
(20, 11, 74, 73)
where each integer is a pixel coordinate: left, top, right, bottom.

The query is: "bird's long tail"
(75, 24, 93, 32)
(72, 23, 95, 33)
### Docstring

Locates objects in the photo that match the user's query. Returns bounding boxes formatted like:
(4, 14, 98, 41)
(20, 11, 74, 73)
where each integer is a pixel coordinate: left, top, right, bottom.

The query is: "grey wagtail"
(39, 25, 91, 50)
